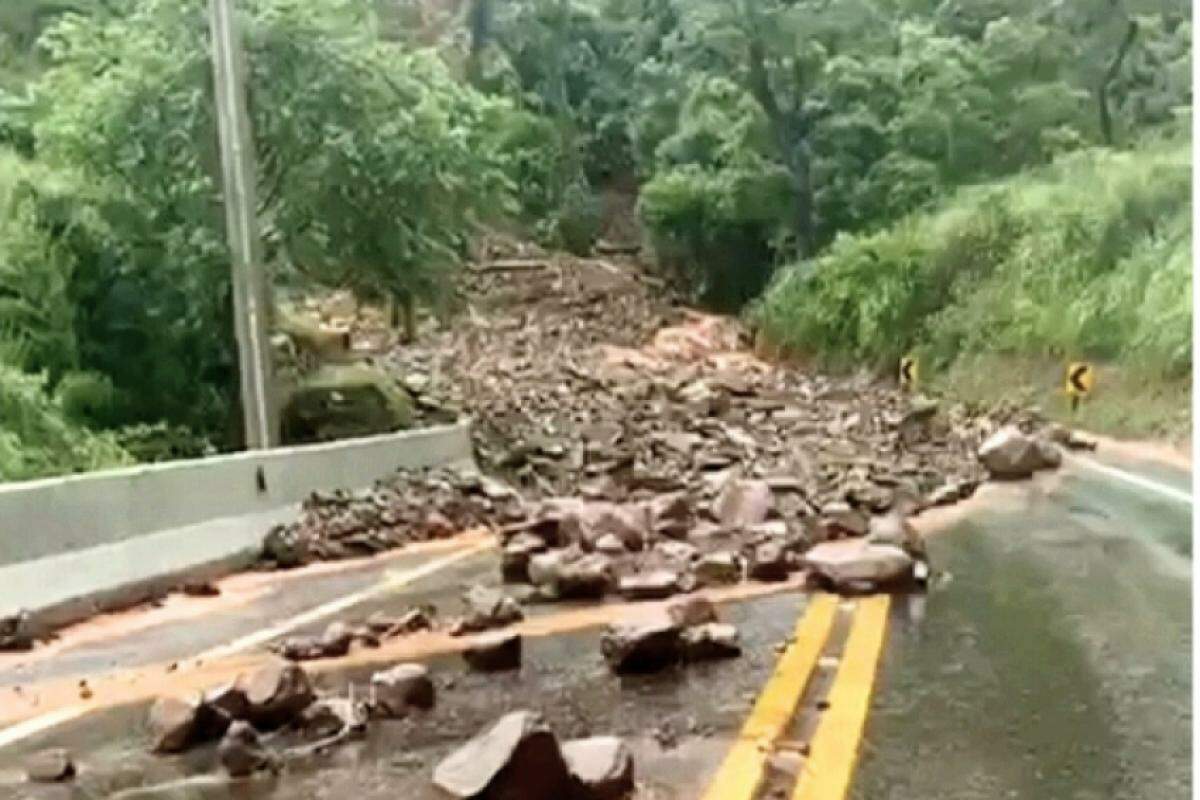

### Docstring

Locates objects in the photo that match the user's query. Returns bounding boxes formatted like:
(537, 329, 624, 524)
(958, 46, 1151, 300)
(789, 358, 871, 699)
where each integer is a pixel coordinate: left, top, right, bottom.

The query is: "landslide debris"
(258, 240, 1071, 598)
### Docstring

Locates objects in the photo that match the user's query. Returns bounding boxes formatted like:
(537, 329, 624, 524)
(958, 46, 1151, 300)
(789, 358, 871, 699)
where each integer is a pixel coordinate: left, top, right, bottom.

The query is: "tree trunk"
(1098, 19, 1139, 146)
(393, 291, 417, 343)
(745, 37, 814, 259)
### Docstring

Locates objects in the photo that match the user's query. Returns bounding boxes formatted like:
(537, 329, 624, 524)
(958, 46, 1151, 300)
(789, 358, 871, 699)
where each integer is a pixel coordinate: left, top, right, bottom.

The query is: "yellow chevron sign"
(1065, 362, 1094, 397)
(899, 355, 918, 390)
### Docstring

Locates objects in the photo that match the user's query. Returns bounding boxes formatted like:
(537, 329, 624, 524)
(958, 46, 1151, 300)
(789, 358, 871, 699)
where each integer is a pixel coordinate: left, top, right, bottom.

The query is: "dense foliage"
(0, 0, 1191, 478)
(754, 138, 1192, 379)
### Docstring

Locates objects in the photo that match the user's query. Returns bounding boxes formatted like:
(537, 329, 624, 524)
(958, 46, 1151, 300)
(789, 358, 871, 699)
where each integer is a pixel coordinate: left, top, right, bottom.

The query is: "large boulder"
(463, 632, 523, 672)
(244, 661, 316, 729)
(24, 749, 75, 783)
(618, 570, 680, 601)
(713, 479, 773, 529)
(804, 540, 915, 592)
(370, 663, 435, 717)
(681, 623, 742, 662)
(432, 711, 576, 800)
(562, 736, 635, 800)
(978, 426, 1058, 479)
(600, 618, 682, 674)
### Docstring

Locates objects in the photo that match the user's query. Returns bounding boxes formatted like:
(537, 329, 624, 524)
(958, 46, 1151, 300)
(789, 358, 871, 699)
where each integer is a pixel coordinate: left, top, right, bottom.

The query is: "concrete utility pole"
(208, 0, 278, 449)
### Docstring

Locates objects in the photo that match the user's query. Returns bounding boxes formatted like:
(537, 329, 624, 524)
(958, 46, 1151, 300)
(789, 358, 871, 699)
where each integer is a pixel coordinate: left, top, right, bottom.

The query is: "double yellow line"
(701, 593, 891, 800)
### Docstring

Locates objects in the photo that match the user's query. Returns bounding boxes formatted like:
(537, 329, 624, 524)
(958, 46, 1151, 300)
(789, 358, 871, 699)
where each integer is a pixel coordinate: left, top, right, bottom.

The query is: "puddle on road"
(851, 491, 1191, 800)
(0, 593, 809, 800)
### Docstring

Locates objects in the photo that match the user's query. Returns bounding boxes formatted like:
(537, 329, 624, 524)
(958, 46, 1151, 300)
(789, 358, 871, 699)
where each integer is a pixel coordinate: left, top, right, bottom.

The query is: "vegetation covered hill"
(754, 137, 1191, 438)
(0, 0, 1191, 478)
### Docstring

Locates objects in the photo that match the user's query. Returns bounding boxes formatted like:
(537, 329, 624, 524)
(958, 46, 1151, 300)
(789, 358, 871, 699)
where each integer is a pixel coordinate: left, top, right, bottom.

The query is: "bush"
(0, 362, 130, 481)
(754, 140, 1192, 378)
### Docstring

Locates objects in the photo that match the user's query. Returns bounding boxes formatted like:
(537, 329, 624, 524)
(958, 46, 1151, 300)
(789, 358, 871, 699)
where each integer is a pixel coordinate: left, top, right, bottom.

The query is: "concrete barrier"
(0, 421, 473, 567)
(0, 422, 474, 628)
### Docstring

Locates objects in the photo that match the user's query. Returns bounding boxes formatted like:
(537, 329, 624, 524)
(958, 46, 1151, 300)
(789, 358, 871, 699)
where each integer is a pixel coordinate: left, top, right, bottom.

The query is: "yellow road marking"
(791, 594, 891, 800)
(701, 593, 839, 800)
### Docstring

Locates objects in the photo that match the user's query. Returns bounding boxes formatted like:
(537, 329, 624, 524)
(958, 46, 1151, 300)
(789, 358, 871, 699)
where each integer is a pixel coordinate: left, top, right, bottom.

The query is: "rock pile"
(261, 465, 522, 568)
(257, 249, 1077, 600)
(271, 605, 436, 662)
(145, 658, 437, 777)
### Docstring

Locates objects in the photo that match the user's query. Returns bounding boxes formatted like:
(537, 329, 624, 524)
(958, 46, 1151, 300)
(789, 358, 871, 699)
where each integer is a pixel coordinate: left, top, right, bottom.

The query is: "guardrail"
(0, 421, 474, 568)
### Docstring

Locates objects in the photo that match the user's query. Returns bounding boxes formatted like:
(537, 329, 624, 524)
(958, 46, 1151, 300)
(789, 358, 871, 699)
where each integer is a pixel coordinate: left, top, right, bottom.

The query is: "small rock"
(148, 695, 202, 754)
(819, 501, 869, 537)
(244, 661, 316, 729)
(748, 542, 790, 582)
(594, 533, 628, 556)
(562, 736, 635, 800)
(681, 623, 742, 661)
(25, 749, 75, 783)
(319, 621, 354, 657)
(463, 632, 522, 672)
(0, 612, 35, 651)
(713, 479, 773, 528)
(181, 580, 221, 598)
(263, 524, 308, 568)
(655, 540, 698, 564)
(600, 618, 681, 674)
(666, 596, 719, 628)
(455, 585, 524, 634)
(371, 663, 435, 717)
(502, 533, 548, 583)
(618, 571, 680, 601)
(693, 552, 741, 586)
(433, 711, 575, 799)
(301, 697, 369, 738)
(218, 720, 279, 778)
(557, 553, 616, 599)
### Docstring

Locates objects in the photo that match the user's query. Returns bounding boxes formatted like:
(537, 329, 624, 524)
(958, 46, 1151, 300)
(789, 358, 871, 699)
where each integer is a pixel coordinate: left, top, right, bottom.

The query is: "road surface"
(0, 449, 1190, 799)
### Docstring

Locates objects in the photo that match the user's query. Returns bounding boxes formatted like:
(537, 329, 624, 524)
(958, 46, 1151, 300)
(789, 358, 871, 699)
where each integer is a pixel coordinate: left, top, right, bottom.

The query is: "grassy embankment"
(754, 140, 1192, 445)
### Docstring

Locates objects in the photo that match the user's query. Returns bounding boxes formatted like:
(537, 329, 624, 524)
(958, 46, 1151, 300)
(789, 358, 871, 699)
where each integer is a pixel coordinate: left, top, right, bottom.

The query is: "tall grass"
(753, 140, 1192, 384)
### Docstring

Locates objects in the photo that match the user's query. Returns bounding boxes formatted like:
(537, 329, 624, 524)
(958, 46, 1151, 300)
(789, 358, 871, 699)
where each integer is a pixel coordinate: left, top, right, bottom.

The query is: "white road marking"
(198, 541, 491, 661)
(0, 706, 88, 750)
(0, 540, 492, 752)
(1067, 455, 1193, 506)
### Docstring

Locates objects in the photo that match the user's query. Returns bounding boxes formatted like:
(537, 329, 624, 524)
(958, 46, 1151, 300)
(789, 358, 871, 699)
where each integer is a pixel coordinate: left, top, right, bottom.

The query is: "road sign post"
(208, 0, 277, 449)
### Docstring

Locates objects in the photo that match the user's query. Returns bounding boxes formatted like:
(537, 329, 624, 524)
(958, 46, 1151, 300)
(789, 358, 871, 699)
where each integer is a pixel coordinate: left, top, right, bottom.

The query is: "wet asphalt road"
(0, 591, 810, 799)
(852, 461, 1192, 800)
(0, 455, 1191, 799)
